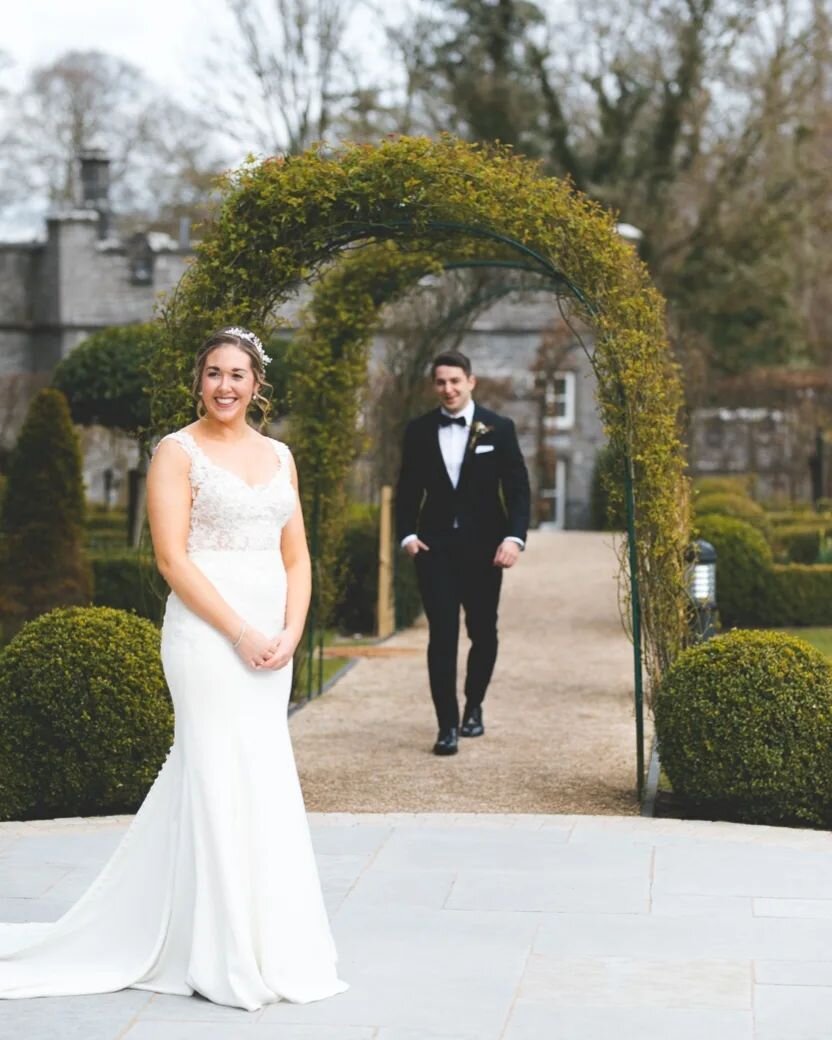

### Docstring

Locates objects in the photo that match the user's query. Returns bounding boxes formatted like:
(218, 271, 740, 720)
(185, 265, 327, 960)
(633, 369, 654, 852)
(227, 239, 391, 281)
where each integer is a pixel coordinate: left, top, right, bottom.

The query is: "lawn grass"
(780, 627, 832, 660)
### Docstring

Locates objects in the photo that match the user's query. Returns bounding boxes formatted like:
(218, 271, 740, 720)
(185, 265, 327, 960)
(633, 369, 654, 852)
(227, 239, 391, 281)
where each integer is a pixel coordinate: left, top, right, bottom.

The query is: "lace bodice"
(159, 429, 296, 552)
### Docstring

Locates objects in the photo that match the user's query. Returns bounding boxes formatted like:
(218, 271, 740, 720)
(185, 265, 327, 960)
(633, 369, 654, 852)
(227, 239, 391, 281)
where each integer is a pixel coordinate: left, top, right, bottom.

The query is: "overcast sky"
(3, 0, 395, 99)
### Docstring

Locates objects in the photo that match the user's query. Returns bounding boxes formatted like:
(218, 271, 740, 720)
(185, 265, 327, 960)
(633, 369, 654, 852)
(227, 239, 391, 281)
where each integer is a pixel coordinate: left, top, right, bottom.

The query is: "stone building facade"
(689, 369, 832, 504)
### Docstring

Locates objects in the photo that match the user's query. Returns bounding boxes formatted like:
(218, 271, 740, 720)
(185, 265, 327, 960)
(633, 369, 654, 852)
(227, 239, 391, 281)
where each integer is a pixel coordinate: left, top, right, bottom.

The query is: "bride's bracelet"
(232, 622, 247, 648)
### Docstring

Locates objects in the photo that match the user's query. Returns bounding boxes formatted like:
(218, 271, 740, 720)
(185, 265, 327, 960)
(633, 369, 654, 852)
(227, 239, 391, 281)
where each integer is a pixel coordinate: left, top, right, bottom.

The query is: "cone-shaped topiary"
(0, 388, 92, 632)
(0, 606, 173, 820)
(655, 629, 832, 827)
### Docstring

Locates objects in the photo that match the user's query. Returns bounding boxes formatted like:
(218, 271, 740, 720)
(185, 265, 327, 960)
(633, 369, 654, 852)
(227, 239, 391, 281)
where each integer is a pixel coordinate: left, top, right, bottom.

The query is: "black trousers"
(414, 532, 503, 730)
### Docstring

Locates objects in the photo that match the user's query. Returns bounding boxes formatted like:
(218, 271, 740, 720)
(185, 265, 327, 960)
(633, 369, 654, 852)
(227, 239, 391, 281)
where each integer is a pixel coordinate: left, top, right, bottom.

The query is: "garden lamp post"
(687, 539, 717, 641)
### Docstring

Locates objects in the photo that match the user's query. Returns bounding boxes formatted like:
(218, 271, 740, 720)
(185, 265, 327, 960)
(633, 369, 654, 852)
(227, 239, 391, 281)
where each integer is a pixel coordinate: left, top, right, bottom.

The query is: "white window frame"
(539, 457, 568, 530)
(551, 371, 576, 430)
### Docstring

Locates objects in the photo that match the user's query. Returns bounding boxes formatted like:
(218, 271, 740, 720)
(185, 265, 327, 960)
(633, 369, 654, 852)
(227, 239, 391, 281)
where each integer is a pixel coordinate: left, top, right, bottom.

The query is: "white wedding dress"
(0, 429, 348, 1011)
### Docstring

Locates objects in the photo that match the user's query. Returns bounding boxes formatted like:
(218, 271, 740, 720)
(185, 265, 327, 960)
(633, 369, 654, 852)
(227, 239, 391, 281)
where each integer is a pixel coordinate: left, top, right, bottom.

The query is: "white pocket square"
(474, 444, 495, 454)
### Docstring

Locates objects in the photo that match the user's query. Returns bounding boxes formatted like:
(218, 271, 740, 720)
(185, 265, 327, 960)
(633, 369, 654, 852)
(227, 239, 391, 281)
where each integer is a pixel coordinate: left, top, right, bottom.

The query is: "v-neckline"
(181, 430, 282, 492)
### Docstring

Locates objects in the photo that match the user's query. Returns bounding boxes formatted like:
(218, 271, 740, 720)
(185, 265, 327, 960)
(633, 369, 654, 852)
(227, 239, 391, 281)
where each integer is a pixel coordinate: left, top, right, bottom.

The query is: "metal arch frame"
(304, 219, 647, 801)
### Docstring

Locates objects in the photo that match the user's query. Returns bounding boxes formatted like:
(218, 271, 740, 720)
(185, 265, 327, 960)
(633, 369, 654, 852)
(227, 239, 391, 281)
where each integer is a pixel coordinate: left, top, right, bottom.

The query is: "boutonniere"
(468, 421, 494, 450)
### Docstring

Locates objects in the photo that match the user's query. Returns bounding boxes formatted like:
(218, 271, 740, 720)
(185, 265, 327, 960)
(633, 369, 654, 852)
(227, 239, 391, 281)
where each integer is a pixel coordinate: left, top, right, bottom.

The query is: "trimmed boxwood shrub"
(695, 514, 773, 627)
(91, 549, 166, 624)
(656, 629, 832, 827)
(693, 475, 753, 497)
(769, 523, 828, 565)
(693, 491, 771, 540)
(765, 565, 832, 626)
(0, 606, 173, 820)
(333, 503, 421, 635)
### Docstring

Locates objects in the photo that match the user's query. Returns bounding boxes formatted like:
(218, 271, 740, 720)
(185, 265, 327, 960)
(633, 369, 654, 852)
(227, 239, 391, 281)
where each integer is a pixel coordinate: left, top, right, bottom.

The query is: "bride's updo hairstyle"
(193, 326, 274, 428)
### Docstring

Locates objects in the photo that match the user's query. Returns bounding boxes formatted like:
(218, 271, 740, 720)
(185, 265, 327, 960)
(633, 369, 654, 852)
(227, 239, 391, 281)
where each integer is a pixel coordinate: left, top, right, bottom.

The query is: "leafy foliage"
(333, 503, 422, 634)
(389, 0, 832, 383)
(52, 323, 160, 436)
(151, 135, 690, 695)
(90, 549, 166, 625)
(0, 607, 173, 820)
(0, 389, 92, 633)
(770, 523, 830, 566)
(692, 475, 753, 497)
(656, 629, 832, 827)
(766, 566, 832, 628)
(693, 491, 771, 540)
(589, 441, 626, 531)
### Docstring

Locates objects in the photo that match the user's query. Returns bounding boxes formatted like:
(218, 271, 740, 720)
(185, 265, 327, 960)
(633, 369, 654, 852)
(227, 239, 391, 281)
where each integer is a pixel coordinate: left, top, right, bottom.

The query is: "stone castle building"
(0, 152, 606, 528)
(0, 151, 192, 500)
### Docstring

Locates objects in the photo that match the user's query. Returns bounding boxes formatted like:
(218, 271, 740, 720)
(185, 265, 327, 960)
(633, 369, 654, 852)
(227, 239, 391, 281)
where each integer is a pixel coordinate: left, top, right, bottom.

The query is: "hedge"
(692, 475, 753, 497)
(332, 503, 421, 634)
(695, 514, 773, 628)
(765, 565, 832, 627)
(656, 629, 832, 827)
(86, 506, 130, 550)
(693, 491, 771, 540)
(91, 549, 166, 624)
(769, 523, 830, 565)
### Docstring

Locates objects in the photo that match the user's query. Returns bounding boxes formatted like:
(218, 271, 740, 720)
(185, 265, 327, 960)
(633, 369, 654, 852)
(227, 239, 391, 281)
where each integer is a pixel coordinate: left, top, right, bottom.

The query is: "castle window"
(127, 233, 155, 286)
(544, 371, 576, 430)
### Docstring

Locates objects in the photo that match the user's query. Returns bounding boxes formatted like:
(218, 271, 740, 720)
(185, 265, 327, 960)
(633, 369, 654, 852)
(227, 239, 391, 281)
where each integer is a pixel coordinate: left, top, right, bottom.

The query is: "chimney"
(178, 216, 191, 250)
(78, 148, 111, 239)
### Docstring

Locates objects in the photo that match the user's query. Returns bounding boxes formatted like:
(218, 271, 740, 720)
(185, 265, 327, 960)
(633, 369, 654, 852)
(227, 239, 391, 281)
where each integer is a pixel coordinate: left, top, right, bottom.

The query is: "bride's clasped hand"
(234, 621, 301, 671)
(0, 325, 348, 1011)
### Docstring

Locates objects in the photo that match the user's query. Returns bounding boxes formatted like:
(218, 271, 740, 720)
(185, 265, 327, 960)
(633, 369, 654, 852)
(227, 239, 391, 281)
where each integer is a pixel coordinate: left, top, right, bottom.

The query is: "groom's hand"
(493, 540, 521, 568)
(404, 538, 430, 557)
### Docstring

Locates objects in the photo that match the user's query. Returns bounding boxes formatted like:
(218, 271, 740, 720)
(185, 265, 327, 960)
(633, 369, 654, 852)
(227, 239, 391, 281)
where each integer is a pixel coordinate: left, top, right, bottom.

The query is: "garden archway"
(153, 136, 691, 795)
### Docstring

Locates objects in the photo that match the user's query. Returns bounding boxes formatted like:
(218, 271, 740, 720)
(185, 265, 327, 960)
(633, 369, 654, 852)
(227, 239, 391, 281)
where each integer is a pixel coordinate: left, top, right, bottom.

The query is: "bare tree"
(380, 0, 832, 383)
(199, 0, 365, 155)
(0, 50, 226, 233)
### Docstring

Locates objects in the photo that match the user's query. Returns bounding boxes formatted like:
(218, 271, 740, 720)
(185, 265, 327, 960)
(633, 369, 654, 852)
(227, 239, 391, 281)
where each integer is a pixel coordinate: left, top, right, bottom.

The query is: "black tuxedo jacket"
(395, 404, 531, 548)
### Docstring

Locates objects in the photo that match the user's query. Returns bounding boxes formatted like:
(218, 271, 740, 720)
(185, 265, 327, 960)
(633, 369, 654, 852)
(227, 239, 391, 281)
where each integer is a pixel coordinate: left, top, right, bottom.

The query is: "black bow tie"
(439, 414, 467, 428)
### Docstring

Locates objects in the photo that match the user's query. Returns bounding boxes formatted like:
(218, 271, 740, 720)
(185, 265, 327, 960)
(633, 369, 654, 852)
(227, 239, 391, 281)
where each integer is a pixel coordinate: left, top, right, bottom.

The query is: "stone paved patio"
(2, 811, 831, 1039)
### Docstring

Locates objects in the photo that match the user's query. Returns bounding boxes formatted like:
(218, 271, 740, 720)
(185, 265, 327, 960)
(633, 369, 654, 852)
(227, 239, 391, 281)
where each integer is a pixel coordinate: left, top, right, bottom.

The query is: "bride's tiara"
(221, 327, 272, 367)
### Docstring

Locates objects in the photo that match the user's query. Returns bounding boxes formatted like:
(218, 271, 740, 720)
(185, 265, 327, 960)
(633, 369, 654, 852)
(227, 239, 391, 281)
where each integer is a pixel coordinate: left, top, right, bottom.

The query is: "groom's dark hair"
(431, 350, 472, 377)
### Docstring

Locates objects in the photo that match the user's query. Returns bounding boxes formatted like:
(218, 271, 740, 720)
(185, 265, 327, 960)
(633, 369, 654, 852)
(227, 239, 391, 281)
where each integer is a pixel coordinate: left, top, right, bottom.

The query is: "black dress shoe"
(433, 727, 459, 755)
(460, 706, 484, 737)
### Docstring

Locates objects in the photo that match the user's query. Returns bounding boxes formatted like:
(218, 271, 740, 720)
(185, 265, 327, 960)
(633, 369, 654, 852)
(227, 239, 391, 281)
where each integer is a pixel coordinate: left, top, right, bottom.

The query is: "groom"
(395, 351, 531, 756)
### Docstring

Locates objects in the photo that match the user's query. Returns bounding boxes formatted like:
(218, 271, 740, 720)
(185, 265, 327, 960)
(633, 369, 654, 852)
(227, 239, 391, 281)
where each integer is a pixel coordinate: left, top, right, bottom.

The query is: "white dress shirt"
(401, 400, 524, 549)
(438, 400, 475, 488)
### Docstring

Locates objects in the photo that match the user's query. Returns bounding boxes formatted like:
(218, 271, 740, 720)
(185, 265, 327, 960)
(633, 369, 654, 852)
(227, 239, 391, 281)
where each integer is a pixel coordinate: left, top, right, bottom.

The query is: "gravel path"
(290, 531, 649, 815)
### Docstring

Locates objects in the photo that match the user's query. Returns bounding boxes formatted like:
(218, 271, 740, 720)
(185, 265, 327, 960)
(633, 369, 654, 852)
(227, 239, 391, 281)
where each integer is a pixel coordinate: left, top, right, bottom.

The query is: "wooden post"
(377, 485, 395, 638)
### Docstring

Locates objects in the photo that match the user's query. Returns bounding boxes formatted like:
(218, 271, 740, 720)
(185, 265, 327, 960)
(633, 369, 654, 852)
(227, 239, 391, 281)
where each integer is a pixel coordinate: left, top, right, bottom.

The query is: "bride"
(0, 326, 348, 1011)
